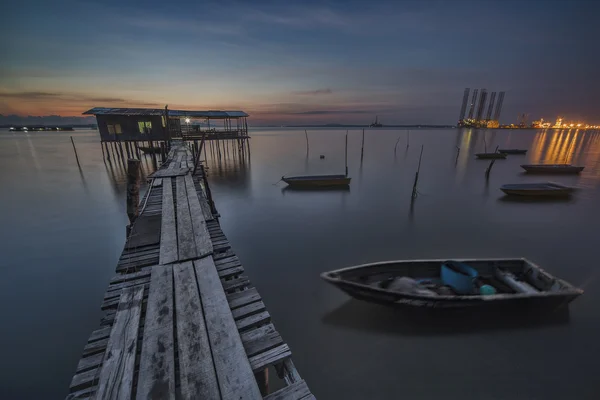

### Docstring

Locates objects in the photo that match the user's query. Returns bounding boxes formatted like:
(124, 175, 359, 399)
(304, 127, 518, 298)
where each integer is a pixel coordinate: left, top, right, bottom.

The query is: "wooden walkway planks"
(95, 286, 145, 400)
(175, 176, 196, 261)
(184, 174, 213, 258)
(173, 261, 221, 399)
(136, 265, 175, 400)
(159, 179, 177, 265)
(194, 257, 263, 399)
(68, 142, 312, 400)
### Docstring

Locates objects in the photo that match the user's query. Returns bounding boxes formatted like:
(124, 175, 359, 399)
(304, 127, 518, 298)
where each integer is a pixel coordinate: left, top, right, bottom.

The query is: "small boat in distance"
(521, 164, 584, 174)
(369, 116, 383, 128)
(282, 174, 351, 187)
(321, 258, 583, 310)
(500, 182, 575, 197)
(475, 152, 507, 159)
(498, 149, 527, 155)
(282, 133, 351, 188)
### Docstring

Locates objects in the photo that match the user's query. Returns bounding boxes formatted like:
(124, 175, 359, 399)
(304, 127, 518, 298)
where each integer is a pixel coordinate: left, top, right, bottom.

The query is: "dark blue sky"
(1, 0, 599, 124)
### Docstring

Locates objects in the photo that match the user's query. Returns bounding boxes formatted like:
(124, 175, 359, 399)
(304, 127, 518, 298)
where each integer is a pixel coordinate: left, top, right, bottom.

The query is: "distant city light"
(185, 118, 191, 123)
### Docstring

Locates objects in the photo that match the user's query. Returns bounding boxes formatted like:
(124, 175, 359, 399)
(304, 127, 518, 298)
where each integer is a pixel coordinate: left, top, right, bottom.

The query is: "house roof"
(82, 107, 249, 118)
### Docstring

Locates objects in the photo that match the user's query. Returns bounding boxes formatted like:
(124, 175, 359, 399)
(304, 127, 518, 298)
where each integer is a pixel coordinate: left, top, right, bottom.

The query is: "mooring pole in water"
(455, 146, 460, 164)
(412, 145, 424, 198)
(345, 131, 349, 176)
(70, 136, 81, 168)
(407, 129, 410, 148)
(394, 134, 402, 156)
(126, 159, 141, 224)
(485, 159, 496, 178)
(193, 132, 207, 175)
(304, 130, 309, 157)
(256, 369, 269, 396)
(361, 129, 365, 162)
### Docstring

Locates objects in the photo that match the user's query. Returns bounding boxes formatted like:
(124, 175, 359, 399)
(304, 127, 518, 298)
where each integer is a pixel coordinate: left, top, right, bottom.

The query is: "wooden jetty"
(67, 142, 313, 399)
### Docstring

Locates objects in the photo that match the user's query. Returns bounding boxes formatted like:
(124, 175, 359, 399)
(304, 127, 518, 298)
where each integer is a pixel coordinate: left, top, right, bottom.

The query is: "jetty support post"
(126, 159, 141, 227)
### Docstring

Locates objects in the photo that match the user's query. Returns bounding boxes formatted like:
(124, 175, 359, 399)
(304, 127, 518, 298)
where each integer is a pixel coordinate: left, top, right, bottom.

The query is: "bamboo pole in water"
(70, 136, 81, 168)
(412, 145, 424, 198)
(345, 131, 349, 176)
(304, 130, 309, 157)
(360, 129, 365, 162)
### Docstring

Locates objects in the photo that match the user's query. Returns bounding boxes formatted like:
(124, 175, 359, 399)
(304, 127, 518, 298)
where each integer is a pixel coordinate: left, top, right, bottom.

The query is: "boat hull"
(500, 183, 574, 197)
(282, 175, 351, 187)
(475, 153, 507, 159)
(521, 164, 584, 174)
(321, 258, 582, 311)
(498, 149, 527, 154)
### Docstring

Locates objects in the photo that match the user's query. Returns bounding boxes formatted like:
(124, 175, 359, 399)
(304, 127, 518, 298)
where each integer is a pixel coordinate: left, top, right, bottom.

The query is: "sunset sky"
(1, 0, 599, 125)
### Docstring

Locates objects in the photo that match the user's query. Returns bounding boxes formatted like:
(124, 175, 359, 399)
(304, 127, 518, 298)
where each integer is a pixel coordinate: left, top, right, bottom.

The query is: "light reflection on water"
(1, 128, 599, 399)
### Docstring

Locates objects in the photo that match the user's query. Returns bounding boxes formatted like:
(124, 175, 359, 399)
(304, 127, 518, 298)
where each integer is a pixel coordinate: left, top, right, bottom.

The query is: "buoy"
(320, 155, 325, 159)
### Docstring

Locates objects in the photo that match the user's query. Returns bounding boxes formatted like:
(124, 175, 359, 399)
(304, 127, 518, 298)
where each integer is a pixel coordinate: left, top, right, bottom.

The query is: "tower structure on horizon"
(458, 88, 505, 128)
(458, 88, 470, 122)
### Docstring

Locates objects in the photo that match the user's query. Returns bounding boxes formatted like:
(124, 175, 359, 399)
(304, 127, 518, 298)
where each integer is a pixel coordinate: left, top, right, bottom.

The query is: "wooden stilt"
(100, 141, 107, 162)
(126, 159, 141, 224)
(255, 369, 269, 396)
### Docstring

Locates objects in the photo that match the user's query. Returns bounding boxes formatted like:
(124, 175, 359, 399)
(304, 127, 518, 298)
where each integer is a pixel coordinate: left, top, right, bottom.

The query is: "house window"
(107, 124, 122, 134)
(161, 116, 166, 127)
(138, 121, 152, 134)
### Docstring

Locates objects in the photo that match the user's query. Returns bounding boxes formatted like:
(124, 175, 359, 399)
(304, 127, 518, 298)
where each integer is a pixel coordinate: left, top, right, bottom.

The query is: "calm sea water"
(1, 127, 599, 399)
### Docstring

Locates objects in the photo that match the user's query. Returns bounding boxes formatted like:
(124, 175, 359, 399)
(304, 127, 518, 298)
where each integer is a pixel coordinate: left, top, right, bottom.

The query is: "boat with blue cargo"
(321, 258, 583, 310)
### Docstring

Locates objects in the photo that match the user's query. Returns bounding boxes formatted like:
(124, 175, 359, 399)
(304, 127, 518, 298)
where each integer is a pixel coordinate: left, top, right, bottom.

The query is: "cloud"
(290, 110, 368, 115)
(0, 92, 60, 98)
(292, 88, 332, 96)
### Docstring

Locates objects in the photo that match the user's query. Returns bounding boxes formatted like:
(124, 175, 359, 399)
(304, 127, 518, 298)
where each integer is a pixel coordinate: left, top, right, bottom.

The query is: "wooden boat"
(369, 115, 383, 128)
(139, 146, 162, 154)
(321, 258, 582, 310)
(498, 149, 527, 154)
(282, 174, 351, 187)
(475, 152, 507, 159)
(500, 182, 574, 197)
(521, 164, 584, 174)
(282, 133, 351, 188)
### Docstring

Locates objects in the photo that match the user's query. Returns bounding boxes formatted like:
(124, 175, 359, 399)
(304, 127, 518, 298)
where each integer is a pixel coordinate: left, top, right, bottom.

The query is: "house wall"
(96, 115, 167, 141)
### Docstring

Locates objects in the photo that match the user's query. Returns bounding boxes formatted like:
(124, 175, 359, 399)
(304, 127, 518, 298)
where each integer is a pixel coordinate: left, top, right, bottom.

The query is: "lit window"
(115, 124, 122, 134)
(107, 124, 115, 134)
(162, 116, 166, 127)
(138, 121, 152, 134)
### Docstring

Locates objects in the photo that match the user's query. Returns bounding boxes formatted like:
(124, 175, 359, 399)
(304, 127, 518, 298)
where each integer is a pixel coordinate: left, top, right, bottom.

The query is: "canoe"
(500, 182, 574, 197)
(498, 149, 527, 154)
(475, 153, 507, 159)
(521, 164, 584, 174)
(321, 258, 582, 310)
(282, 174, 351, 187)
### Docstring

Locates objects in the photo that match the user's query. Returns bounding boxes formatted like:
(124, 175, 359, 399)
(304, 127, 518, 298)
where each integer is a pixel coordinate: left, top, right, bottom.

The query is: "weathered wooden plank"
(249, 344, 291, 373)
(109, 269, 152, 285)
(236, 311, 271, 332)
(194, 180, 214, 221)
(264, 380, 310, 400)
(70, 368, 99, 392)
(152, 178, 163, 188)
(77, 352, 104, 373)
(148, 168, 189, 178)
(137, 265, 176, 400)
(215, 255, 240, 266)
(243, 330, 283, 358)
(184, 174, 213, 258)
(194, 257, 262, 399)
(213, 248, 235, 260)
(95, 287, 145, 400)
(173, 261, 220, 399)
(105, 277, 151, 297)
(226, 288, 261, 309)
(215, 259, 242, 272)
(100, 310, 116, 327)
(222, 276, 250, 292)
(240, 323, 277, 344)
(67, 386, 97, 399)
(176, 176, 197, 261)
(117, 253, 160, 266)
(232, 301, 266, 321)
(218, 265, 244, 279)
(83, 338, 109, 357)
(159, 178, 177, 265)
(88, 327, 112, 343)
